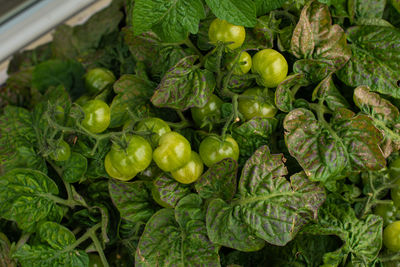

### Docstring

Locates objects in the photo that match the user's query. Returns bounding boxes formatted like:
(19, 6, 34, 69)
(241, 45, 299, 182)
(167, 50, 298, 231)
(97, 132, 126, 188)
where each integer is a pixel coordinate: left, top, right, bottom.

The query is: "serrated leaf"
(0, 169, 64, 232)
(284, 108, 386, 184)
(136, 195, 220, 266)
(195, 158, 238, 201)
(305, 196, 383, 265)
(206, 146, 326, 251)
(108, 180, 157, 224)
(205, 0, 256, 27)
(132, 0, 205, 42)
(254, 0, 287, 16)
(38, 222, 76, 250)
(337, 26, 400, 99)
(151, 56, 216, 110)
(291, 1, 351, 80)
(152, 174, 191, 208)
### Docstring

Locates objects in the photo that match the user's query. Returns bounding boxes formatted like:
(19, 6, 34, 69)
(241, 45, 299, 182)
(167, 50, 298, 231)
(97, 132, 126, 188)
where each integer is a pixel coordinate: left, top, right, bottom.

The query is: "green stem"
(176, 110, 187, 122)
(215, 45, 224, 89)
(42, 193, 77, 208)
(183, 38, 203, 60)
(15, 233, 30, 250)
(166, 120, 192, 129)
(89, 231, 110, 267)
(380, 253, 400, 262)
(221, 94, 239, 139)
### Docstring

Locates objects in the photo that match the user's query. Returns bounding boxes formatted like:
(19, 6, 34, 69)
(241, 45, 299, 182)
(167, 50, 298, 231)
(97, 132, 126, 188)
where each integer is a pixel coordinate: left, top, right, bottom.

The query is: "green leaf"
(132, 0, 205, 42)
(353, 85, 400, 156)
(109, 180, 157, 225)
(195, 158, 238, 201)
(284, 108, 386, 184)
(152, 174, 191, 208)
(305, 196, 383, 265)
(151, 56, 216, 110)
(232, 117, 278, 162)
(349, 0, 386, 20)
(291, 1, 351, 79)
(0, 169, 64, 232)
(52, 1, 123, 59)
(136, 195, 220, 266)
(109, 74, 155, 127)
(337, 26, 400, 99)
(254, 0, 287, 16)
(205, 0, 257, 27)
(206, 146, 326, 251)
(31, 60, 85, 98)
(275, 73, 310, 112)
(14, 222, 88, 267)
(311, 75, 349, 111)
(0, 233, 16, 267)
(61, 153, 87, 183)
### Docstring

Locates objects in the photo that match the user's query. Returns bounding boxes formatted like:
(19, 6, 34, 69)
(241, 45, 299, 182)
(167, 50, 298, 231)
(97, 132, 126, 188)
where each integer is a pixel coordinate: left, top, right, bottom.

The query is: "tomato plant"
(171, 151, 204, 184)
(238, 87, 277, 120)
(81, 99, 111, 134)
(191, 94, 223, 130)
(226, 51, 252, 75)
(251, 49, 288, 88)
(153, 131, 191, 172)
(208, 18, 245, 50)
(85, 68, 116, 95)
(199, 135, 239, 167)
(105, 135, 152, 181)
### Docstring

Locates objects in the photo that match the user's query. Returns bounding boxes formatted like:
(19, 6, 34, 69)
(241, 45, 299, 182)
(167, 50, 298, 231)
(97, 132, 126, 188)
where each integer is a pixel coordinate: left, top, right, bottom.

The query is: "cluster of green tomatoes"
(50, 18, 290, 185)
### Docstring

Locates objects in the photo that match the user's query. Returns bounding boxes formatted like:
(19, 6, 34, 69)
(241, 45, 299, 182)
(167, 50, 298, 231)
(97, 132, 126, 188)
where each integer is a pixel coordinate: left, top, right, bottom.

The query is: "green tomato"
(50, 140, 71, 161)
(171, 151, 204, 184)
(208, 18, 245, 50)
(81, 100, 110, 134)
(199, 136, 239, 167)
(106, 135, 153, 181)
(251, 49, 288, 88)
(374, 202, 399, 227)
(153, 132, 191, 172)
(384, 221, 400, 251)
(89, 254, 104, 267)
(238, 87, 277, 120)
(135, 118, 171, 148)
(75, 94, 91, 107)
(191, 94, 223, 130)
(226, 51, 252, 75)
(85, 68, 116, 95)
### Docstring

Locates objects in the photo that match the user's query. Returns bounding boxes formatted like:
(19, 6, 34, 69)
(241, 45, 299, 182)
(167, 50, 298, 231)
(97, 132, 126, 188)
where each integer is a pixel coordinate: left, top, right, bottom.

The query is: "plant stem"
(15, 233, 30, 250)
(183, 38, 203, 60)
(89, 231, 110, 267)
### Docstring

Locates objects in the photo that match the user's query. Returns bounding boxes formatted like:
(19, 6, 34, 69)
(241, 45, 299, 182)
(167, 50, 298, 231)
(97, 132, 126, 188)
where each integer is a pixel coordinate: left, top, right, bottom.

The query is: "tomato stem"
(89, 230, 110, 267)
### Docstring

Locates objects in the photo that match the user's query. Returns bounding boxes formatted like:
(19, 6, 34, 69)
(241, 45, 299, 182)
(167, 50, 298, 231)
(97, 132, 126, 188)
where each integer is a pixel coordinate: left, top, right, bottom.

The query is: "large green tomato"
(81, 100, 111, 134)
(50, 140, 71, 162)
(153, 132, 191, 172)
(85, 68, 115, 95)
(199, 136, 239, 167)
(251, 49, 288, 88)
(191, 94, 223, 130)
(384, 221, 400, 251)
(226, 51, 252, 75)
(135, 117, 171, 148)
(105, 135, 153, 181)
(374, 202, 399, 226)
(208, 18, 245, 50)
(238, 87, 277, 120)
(171, 152, 204, 184)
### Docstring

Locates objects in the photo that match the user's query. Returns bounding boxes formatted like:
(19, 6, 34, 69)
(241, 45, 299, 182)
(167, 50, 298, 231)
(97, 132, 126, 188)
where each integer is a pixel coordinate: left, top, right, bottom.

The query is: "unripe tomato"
(208, 18, 246, 50)
(374, 202, 399, 226)
(238, 87, 277, 120)
(171, 152, 204, 184)
(105, 135, 153, 181)
(81, 100, 110, 134)
(135, 118, 171, 148)
(199, 136, 239, 167)
(153, 132, 191, 172)
(85, 68, 115, 95)
(226, 51, 252, 75)
(251, 49, 288, 88)
(384, 221, 400, 251)
(191, 94, 223, 130)
(50, 140, 71, 161)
